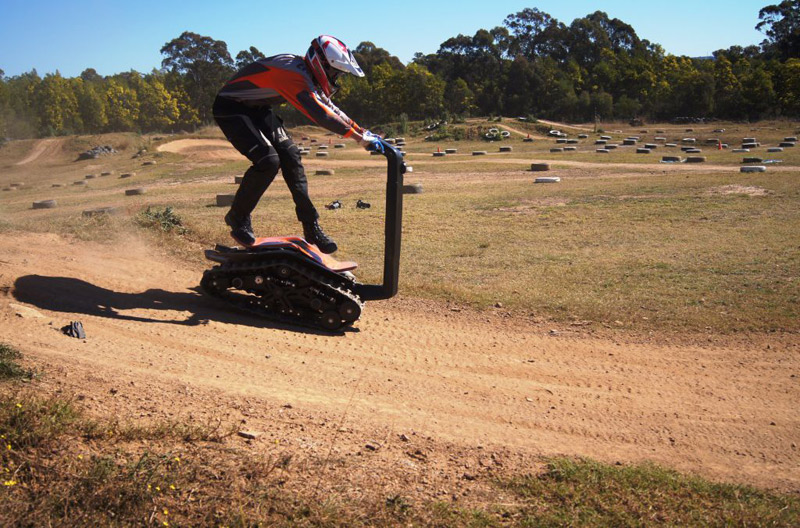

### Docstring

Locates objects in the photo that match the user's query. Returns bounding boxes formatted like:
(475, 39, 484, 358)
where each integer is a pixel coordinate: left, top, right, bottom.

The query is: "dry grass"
(1, 122, 799, 333)
(1, 344, 797, 527)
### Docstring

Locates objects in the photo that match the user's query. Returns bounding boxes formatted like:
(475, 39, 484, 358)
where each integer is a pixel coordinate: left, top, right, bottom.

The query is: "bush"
(0, 344, 35, 381)
(137, 206, 187, 234)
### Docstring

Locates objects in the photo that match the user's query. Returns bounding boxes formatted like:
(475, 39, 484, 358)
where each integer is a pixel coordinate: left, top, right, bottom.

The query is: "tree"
(35, 72, 80, 135)
(445, 77, 475, 116)
(235, 46, 265, 69)
(741, 64, 778, 118)
(80, 68, 103, 83)
(160, 31, 234, 122)
(72, 78, 108, 132)
(503, 56, 534, 116)
(713, 55, 745, 118)
(133, 73, 180, 131)
(757, 0, 800, 60)
(105, 78, 139, 130)
(353, 42, 404, 76)
(777, 58, 800, 114)
(504, 8, 567, 59)
(383, 63, 444, 120)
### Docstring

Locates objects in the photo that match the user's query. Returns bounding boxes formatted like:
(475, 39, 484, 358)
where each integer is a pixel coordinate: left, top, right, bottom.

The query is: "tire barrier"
(216, 193, 235, 207)
(32, 199, 57, 209)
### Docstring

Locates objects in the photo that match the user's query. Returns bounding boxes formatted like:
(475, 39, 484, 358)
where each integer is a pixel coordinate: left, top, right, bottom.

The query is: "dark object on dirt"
(61, 321, 85, 339)
(82, 206, 119, 217)
(325, 200, 342, 210)
(76, 145, 117, 161)
(356, 199, 371, 209)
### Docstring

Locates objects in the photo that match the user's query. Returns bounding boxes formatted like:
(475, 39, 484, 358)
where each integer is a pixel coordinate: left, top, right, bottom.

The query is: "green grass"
(137, 205, 188, 233)
(0, 344, 35, 381)
(502, 457, 800, 527)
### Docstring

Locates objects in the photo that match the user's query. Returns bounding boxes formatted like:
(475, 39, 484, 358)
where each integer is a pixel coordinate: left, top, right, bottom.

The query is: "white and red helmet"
(305, 35, 364, 97)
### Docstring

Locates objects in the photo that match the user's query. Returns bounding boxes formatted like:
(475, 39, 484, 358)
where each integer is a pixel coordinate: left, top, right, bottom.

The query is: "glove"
(359, 130, 384, 153)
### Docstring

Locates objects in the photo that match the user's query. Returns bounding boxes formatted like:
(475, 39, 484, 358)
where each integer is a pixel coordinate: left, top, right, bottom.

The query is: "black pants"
(212, 96, 318, 223)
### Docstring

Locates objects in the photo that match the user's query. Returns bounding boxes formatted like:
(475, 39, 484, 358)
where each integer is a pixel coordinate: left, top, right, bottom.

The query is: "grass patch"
(137, 205, 188, 234)
(3, 391, 799, 527)
(0, 344, 35, 381)
(502, 457, 800, 527)
(1, 372, 798, 526)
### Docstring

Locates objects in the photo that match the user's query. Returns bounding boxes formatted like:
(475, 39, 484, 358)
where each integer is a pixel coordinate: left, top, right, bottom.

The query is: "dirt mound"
(0, 232, 797, 490)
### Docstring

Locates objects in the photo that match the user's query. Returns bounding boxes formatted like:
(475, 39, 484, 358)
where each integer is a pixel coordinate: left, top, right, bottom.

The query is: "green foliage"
(235, 45, 265, 69)
(0, 344, 35, 381)
(2, 7, 800, 140)
(105, 78, 139, 131)
(137, 206, 187, 234)
(503, 457, 800, 527)
(35, 72, 80, 135)
(160, 31, 235, 122)
(757, 0, 800, 60)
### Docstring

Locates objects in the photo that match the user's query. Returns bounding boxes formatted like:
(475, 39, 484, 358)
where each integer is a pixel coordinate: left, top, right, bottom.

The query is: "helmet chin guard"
(305, 35, 364, 97)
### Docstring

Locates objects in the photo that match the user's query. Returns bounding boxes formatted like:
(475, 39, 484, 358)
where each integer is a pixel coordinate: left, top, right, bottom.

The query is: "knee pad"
(250, 148, 280, 175)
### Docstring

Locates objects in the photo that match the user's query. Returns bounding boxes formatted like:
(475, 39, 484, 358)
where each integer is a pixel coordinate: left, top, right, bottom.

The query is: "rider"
(213, 35, 383, 253)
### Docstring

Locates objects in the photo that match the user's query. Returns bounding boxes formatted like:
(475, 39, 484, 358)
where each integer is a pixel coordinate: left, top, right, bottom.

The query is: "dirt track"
(1, 232, 798, 491)
(14, 138, 64, 166)
(155, 138, 800, 173)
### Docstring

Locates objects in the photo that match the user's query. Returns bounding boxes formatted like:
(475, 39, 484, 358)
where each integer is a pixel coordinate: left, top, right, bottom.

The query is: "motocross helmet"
(305, 35, 364, 97)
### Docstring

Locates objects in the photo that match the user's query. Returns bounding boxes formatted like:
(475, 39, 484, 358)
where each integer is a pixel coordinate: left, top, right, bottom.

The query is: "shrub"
(137, 206, 187, 234)
(0, 344, 34, 381)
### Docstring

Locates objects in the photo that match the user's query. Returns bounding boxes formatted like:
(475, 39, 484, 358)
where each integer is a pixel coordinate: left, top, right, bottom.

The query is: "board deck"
(251, 236, 358, 272)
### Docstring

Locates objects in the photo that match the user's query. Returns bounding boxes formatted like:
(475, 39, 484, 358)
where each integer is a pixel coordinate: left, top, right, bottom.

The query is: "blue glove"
(360, 130, 384, 153)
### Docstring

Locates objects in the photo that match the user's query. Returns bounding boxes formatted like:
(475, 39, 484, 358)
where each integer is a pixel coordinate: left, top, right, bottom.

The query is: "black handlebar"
(352, 139, 406, 300)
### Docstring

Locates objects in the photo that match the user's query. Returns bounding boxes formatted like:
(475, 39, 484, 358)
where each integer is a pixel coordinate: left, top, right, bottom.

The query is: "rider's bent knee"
(250, 149, 280, 175)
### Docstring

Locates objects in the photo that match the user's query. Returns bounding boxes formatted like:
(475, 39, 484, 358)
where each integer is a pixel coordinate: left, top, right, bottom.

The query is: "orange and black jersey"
(217, 54, 363, 139)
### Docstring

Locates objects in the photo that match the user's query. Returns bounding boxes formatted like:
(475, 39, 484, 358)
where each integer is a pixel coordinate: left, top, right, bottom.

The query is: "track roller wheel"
(278, 266, 291, 278)
(338, 300, 361, 322)
(320, 310, 343, 331)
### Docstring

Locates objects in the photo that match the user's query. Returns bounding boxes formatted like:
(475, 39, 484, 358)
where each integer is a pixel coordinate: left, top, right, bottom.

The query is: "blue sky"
(0, 0, 769, 78)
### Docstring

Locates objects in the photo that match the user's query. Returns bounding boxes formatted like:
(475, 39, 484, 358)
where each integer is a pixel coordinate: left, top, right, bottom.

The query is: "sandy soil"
(1, 231, 798, 492)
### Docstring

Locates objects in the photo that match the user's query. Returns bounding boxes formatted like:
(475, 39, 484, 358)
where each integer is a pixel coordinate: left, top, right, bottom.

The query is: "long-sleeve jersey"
(217, 54, 363, 139)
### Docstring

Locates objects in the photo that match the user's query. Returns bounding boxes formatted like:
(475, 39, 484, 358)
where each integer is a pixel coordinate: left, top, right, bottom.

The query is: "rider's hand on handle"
(356, 129, 384, 153)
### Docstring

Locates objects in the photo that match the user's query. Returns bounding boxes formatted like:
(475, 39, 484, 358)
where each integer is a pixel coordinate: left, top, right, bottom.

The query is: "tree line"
(1, 2, 798, 139)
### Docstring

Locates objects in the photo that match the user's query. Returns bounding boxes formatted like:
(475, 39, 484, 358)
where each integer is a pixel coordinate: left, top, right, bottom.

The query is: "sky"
(0, 0, 770, 78)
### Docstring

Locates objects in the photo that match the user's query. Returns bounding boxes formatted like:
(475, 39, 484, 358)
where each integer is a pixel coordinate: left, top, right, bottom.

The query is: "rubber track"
(201, 257, 363, 332)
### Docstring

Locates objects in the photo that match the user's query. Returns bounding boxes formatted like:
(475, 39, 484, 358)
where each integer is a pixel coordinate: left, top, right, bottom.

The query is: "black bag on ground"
(61, 321, 85, 339)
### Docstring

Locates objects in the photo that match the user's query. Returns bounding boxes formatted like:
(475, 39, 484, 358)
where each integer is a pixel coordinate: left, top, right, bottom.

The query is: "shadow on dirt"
(13, 275, 348, 335)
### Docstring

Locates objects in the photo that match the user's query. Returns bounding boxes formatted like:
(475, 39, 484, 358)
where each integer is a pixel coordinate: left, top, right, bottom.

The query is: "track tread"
(201, 257, 362, 331)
